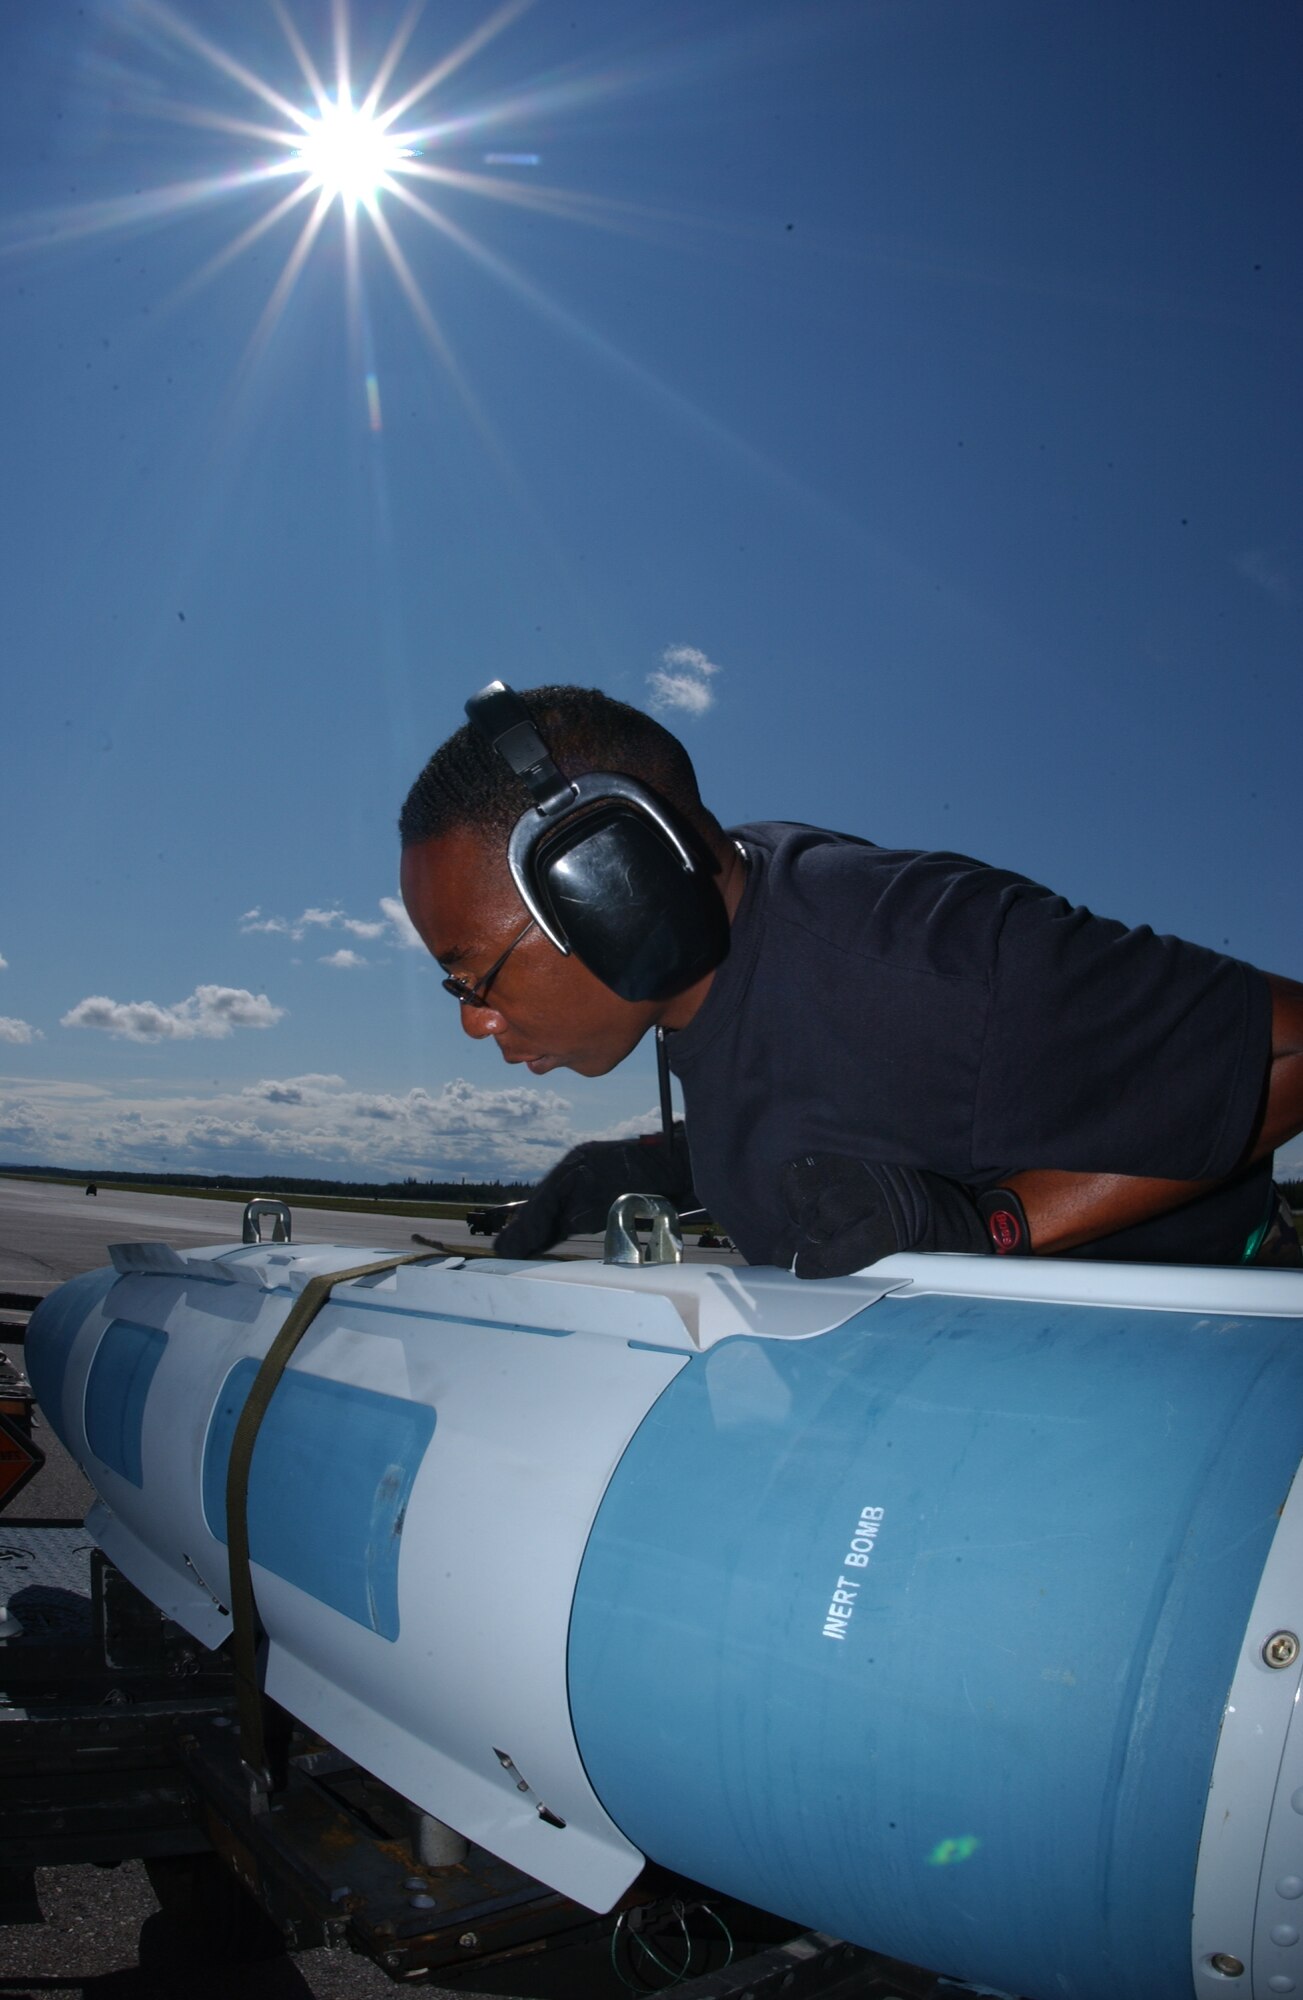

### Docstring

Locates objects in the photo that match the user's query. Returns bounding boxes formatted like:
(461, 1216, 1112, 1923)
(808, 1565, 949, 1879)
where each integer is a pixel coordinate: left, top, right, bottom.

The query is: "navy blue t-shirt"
(667, 823, 1273, 1269)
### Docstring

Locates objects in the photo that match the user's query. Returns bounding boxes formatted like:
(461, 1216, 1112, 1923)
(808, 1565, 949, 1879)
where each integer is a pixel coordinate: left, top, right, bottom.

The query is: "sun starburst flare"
(290, 91, 419, 210)
(3, 0, 664, 410)
(3, 0, 801, 542)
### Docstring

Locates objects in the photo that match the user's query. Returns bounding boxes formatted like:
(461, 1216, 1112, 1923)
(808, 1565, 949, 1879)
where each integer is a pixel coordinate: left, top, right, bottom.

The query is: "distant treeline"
(1281, 1179, 1303, 1210)
(0, 1163, 532, 1204)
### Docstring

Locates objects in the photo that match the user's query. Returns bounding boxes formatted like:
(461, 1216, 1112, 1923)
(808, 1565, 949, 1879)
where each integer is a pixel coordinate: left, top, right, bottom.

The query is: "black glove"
(496, 1127, 695, 1259)
(783, 1156, 1001, 1279)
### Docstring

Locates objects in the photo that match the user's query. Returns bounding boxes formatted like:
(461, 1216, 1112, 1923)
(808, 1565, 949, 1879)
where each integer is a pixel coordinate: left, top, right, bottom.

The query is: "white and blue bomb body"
(25, 1240, 1303, 2000)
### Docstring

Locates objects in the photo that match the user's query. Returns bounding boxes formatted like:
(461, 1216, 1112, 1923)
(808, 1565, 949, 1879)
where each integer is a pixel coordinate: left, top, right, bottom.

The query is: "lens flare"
(2, 0, 760, 495)
(291, 93, 416, 210)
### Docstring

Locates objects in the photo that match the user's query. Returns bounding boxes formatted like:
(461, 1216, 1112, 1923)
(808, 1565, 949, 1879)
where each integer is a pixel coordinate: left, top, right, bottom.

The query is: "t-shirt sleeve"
(972, 886, 1272, 1181)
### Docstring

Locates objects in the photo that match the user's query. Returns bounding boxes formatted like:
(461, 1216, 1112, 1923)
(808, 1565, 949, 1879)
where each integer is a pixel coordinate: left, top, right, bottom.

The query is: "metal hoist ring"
(242, 1199, 292, 1244)
(603, 1193, 683, 1266)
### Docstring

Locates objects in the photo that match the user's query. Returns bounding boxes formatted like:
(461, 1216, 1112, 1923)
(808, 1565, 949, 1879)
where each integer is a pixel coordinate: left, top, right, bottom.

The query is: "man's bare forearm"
(1005, 973, 1303, 1255)
(1004, 1168, 1212, 1254)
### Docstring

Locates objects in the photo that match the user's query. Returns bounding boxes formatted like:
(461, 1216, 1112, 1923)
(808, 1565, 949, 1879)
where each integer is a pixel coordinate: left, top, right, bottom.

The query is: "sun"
(6, 0, 665, 426)
(291, 93, 416, 212)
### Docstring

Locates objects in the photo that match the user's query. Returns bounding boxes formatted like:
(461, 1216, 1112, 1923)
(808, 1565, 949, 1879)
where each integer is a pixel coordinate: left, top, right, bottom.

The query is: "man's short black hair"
(399, 684, 722, 850)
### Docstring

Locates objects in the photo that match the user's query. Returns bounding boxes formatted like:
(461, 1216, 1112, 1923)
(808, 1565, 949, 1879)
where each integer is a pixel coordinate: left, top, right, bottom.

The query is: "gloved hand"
(496, 1126, 695, 1259)
(783, 1156, 998, 1279)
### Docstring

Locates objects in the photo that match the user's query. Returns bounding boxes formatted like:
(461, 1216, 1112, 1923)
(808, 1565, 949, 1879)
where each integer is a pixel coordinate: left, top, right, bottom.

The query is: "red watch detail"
(978, 1187, 1032, 1255)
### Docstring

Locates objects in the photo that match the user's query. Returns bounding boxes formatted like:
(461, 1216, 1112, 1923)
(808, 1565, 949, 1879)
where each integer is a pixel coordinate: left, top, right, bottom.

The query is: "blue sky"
(2, 0, 1301, 1184)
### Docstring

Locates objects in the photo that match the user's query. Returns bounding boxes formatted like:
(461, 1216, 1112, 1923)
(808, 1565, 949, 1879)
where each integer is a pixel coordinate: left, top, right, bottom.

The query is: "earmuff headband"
(467, 682, 575, 818)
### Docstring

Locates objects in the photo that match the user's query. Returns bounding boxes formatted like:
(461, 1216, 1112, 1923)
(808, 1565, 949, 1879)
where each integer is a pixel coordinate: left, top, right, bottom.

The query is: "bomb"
(26, 1235, 1303, 2000)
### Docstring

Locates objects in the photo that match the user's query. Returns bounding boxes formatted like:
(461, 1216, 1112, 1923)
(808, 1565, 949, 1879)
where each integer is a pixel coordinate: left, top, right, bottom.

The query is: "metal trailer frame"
(0, 1516, 994, 1998)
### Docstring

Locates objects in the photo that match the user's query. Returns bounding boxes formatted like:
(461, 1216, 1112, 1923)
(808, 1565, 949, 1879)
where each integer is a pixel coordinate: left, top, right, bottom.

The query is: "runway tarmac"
(0, 1173, 737, 1298)
(0, 1175, 479, 1297)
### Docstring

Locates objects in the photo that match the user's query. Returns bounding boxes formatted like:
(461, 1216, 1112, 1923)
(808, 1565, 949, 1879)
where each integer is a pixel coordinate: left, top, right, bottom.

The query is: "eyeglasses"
(441, 915, 538, 1008)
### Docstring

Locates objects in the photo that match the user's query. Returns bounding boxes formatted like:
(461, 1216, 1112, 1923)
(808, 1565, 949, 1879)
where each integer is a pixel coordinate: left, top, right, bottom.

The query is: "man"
(399, 683, 1303, 1275)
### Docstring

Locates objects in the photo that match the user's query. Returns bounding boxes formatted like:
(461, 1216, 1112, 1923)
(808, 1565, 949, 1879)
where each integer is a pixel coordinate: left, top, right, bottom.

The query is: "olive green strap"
(225, 1252, 433, 1784)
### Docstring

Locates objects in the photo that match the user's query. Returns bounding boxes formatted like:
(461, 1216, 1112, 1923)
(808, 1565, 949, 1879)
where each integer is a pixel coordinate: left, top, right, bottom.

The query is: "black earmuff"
(465, 681, 729, 1002)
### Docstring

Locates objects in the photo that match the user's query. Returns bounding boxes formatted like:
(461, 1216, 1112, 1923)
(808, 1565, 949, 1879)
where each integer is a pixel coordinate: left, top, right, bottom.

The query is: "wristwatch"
(977, 1186, 1032, 1255)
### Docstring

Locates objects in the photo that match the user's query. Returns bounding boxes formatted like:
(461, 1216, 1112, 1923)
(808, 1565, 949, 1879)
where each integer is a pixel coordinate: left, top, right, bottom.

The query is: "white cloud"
(379, 896, 424, 950)
(591, 1105, 680, 1144)
(242, 898, 420, 952)
(0, 1096, 52, 1150)
(0, 1070, 582, 1181)
(238, 908, 290, 936)
(0, 953, 9, 971)
(61, 984, 285, 1043)
(320, 948, 366, 969)
(0, 1017, 42, 1045)
(1236, 547, 1294, 606)
(242, 1074, 345, 1106)
(663, 644, 720, 677)
(647, 643, 722, 716)
(0, 1078, 106, 1100)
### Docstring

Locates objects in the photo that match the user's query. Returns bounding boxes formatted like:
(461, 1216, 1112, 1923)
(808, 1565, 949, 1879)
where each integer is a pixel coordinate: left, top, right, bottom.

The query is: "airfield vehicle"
(464, 1198, 526, 1236)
